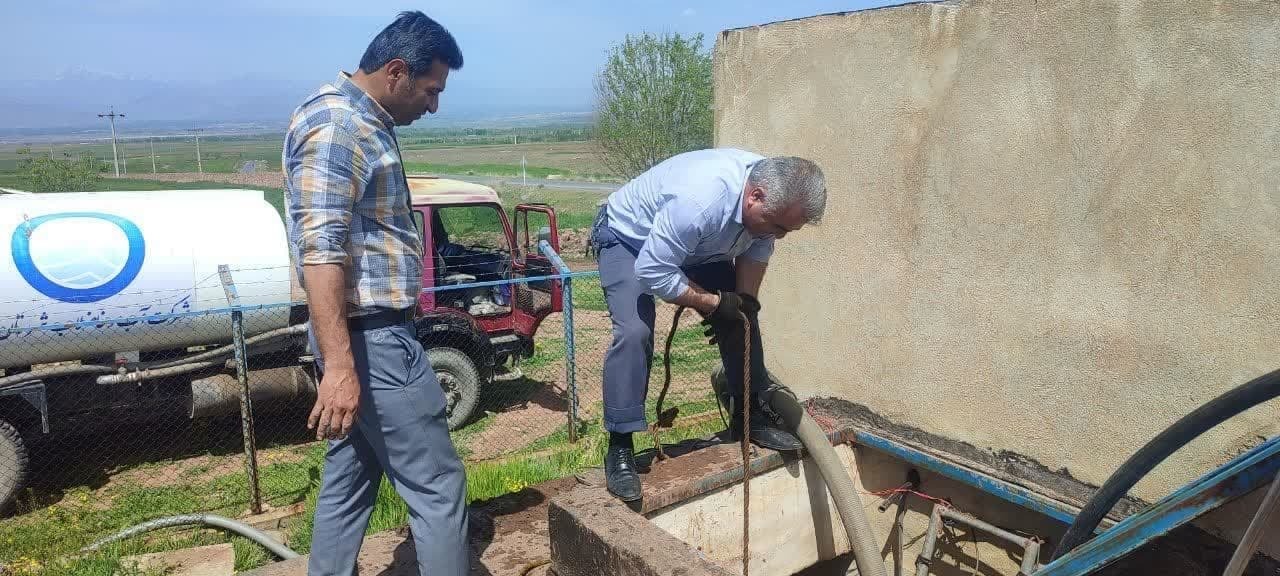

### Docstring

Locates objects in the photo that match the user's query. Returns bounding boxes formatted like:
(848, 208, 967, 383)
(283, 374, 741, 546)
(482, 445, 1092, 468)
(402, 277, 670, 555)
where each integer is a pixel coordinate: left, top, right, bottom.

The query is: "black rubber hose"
(1051, 367, 1280, 560)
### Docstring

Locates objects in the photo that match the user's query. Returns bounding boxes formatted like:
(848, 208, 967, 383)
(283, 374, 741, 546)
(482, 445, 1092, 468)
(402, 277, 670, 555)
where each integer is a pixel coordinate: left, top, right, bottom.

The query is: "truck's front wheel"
(428, 347, 480, 431)
(0, 418, 29, 513)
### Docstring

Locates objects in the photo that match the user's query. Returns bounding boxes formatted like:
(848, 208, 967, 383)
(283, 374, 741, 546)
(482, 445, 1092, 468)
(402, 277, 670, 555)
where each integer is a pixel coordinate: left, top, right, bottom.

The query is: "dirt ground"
(242, 475, 584, 576)
(117, 171, 286, 188)
(399, 141, 609, 177)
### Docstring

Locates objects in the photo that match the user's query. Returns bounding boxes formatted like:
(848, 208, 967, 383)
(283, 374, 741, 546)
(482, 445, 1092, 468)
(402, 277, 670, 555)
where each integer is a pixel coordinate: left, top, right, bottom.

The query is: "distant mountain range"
(1, 68, 592, 140)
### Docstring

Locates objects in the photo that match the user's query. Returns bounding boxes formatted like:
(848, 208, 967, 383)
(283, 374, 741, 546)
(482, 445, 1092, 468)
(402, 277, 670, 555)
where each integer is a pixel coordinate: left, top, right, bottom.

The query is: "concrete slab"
(549, 485, 734, 576)
(121, 543, 235, 576)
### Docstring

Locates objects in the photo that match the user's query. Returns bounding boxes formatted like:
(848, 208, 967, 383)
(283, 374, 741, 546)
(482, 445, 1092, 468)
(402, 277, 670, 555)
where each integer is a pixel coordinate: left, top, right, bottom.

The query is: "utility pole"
(150, 137, 157, 173)
(187, 129, 204, 174)
(97, 106, 125, 177)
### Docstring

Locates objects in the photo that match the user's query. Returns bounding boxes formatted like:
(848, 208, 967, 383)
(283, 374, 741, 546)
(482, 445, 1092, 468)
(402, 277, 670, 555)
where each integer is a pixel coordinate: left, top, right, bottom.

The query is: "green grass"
(571, 276, 607, 312)
(653, 324, 722, 376)
(0, 136, 285, 174)
(0, 453, 318, 575)
(520, 337, 565, 372)
(490, 183, 602, 229)
(0, 132, 604, 179)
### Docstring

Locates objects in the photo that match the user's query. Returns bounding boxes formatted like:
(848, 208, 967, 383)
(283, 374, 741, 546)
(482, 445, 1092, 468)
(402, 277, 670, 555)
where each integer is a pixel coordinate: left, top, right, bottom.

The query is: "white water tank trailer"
(0, 190, 294, 369)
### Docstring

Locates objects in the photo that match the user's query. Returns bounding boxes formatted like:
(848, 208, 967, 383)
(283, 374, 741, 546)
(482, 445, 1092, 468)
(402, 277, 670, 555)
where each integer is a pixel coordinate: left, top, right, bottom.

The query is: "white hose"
(81, 513, 300, 560)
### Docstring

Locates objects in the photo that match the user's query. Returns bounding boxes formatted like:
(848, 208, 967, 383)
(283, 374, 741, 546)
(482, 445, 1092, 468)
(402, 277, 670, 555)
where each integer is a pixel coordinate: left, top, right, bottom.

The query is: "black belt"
(347, 307, 415, 332)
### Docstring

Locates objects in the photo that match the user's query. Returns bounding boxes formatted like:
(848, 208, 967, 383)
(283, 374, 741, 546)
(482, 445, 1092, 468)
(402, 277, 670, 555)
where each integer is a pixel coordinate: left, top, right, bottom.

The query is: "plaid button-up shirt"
(283, 72, 423, 313)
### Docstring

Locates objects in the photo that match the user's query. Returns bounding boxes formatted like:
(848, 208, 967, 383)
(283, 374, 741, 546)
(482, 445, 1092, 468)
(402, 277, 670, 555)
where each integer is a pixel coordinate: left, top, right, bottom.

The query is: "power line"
(97, 106, 125, 177)
(186, 128, 204, 174)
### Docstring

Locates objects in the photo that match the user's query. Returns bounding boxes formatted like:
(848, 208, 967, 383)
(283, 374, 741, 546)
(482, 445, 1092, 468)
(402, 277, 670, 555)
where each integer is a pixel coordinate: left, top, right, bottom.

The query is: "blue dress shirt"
(604, 148, 775, 301)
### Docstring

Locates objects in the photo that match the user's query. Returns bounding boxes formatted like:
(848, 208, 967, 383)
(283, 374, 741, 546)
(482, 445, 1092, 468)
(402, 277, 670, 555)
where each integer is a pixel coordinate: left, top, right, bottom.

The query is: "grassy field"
(400, 141, 613, 181)
(0, 134, 618, 182)
(0, 136, 285, 175)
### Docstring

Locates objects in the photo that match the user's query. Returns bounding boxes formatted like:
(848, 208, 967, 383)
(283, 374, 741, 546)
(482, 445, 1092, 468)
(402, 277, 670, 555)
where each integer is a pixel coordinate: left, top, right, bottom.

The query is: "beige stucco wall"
(713, 0, 1279, 549)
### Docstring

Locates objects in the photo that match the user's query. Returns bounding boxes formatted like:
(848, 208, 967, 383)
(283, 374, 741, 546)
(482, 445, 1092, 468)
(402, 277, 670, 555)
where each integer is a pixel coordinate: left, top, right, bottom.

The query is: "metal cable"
(740, 309, 752, 576)
(649, 306, 686, 461)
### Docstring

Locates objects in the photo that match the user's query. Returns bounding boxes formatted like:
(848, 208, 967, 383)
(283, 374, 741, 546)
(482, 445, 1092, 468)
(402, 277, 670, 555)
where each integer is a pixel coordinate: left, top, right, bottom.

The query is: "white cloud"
(681, 7, 697, 17)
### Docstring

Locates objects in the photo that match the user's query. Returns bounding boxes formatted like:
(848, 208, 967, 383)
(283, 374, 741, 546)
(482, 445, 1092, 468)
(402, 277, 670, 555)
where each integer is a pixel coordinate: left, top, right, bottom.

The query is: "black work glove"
(701, 291, 748, 346)
(739, 293, 761, 318)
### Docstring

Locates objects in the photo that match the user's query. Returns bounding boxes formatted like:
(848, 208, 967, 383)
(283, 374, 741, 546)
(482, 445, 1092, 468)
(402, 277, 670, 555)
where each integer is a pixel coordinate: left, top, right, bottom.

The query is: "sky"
(3, 0, 904, 130)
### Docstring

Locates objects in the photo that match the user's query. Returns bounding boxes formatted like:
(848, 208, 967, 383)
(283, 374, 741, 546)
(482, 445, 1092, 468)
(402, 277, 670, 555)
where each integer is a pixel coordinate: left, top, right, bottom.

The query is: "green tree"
(592, 32, 713, 180)
(16, 147, 103, 192)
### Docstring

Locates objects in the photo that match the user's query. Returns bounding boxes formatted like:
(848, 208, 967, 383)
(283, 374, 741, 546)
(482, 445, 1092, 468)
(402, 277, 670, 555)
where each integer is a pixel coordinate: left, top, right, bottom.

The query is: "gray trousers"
(307, 321, 469, 576)
(591, 211, 767, 434)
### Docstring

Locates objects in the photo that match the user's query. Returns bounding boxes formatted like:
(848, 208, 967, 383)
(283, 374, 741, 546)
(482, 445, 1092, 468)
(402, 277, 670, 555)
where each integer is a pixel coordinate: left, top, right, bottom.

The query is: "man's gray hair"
(747, 156, 827, 224)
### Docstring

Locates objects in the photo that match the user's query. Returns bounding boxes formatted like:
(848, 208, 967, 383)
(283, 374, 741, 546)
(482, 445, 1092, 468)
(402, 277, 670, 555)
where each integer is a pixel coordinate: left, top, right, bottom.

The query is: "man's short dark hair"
(359, 11, 463, 77)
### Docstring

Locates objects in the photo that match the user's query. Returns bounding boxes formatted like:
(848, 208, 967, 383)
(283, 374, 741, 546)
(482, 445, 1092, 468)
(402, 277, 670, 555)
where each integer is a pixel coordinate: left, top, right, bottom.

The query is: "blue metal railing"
(1036, 434, 1280, 576)
(541, 241, 582, 441)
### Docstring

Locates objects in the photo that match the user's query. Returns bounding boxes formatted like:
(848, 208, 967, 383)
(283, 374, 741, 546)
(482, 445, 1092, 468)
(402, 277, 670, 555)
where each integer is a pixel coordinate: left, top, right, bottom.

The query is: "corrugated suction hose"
(81, 513, 299, 560)
(713, 368, 888, 576)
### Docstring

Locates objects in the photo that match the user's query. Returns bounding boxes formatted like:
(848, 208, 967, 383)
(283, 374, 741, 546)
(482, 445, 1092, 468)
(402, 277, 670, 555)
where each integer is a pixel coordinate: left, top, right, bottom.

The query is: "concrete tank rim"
(715, 0, 958, 37)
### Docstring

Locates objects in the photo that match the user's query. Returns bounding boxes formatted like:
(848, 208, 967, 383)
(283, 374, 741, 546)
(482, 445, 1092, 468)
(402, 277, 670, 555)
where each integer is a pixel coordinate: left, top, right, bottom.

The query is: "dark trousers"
(590, 211, 766, 433)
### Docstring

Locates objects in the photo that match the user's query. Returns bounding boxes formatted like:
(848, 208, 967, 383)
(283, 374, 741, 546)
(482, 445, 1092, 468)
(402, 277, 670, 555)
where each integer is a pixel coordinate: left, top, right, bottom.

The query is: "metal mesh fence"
(561, 274, 731, 460)
(0, 240, 739, 570)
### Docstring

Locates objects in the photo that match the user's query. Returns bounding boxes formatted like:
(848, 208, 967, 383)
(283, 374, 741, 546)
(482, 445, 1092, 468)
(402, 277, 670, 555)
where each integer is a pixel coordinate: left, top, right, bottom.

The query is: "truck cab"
(405, 176, 563, 430)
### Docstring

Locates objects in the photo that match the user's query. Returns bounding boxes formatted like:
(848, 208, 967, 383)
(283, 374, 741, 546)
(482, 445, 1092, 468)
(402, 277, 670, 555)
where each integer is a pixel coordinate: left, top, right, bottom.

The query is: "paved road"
(414, 173, 619, 192)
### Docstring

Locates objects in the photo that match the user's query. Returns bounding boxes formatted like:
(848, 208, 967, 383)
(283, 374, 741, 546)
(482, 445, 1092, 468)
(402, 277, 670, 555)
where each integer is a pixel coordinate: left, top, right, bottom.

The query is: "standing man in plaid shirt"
(282, 12, 468, 575)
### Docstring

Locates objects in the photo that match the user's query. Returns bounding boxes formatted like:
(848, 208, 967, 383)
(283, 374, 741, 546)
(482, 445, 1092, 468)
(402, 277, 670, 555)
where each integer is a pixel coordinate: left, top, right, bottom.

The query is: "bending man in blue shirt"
(588, 148, 827, 502)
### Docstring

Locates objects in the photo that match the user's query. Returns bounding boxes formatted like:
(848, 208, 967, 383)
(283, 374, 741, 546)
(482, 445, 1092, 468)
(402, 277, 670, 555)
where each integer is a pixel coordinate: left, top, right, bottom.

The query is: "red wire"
(864, 487, 955, 509)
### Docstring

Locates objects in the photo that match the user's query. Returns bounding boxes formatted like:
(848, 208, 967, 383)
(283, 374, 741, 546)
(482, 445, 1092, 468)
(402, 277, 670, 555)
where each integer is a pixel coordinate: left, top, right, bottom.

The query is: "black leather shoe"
(605, 444, 642, 502)
(730, 404, 805, 452)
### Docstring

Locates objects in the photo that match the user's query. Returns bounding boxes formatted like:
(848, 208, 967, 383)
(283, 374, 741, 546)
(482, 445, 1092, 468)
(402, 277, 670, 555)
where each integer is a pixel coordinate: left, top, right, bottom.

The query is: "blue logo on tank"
(11, 212, 146, 303)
